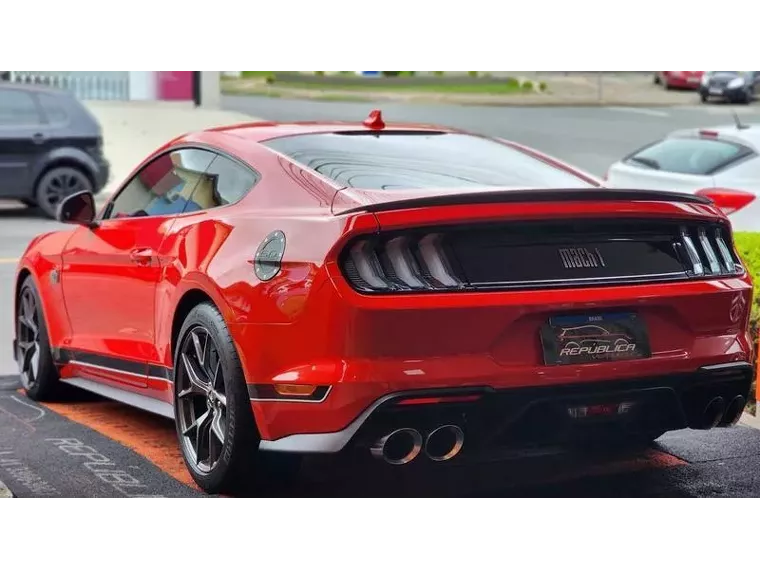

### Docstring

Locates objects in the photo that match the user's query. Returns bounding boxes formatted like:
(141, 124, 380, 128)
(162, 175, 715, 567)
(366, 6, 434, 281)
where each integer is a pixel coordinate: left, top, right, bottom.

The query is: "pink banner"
(157, 71, 193, 100)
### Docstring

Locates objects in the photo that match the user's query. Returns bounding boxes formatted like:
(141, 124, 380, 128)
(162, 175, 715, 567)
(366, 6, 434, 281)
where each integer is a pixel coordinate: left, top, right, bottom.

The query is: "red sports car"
(14, 110, 754, 494)
(654, 71, 705, 90)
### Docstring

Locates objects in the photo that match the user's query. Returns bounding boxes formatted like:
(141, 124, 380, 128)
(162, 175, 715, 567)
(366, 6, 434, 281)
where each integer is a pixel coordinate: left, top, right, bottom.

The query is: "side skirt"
(63, 376, 175, 420)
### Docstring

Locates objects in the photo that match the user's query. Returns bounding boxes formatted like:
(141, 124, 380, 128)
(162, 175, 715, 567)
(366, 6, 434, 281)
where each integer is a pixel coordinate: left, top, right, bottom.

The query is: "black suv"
(0, 82, 110, 218)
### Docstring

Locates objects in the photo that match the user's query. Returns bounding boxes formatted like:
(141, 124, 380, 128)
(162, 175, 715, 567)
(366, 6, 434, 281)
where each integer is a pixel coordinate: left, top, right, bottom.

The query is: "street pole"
(192, 71, 201, 107)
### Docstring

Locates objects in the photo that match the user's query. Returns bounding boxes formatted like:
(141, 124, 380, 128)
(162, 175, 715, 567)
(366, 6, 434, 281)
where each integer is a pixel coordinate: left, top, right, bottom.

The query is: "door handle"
(129, 248, 154, 266)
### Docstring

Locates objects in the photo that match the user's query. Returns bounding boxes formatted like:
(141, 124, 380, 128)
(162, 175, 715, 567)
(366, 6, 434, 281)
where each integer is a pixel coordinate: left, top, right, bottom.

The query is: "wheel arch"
(32, 151, 97, 195)
(170, 288, 217, 364)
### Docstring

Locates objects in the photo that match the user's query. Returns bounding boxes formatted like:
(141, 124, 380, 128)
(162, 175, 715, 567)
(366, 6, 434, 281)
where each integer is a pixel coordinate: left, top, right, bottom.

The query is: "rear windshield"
(263, 132, 594, 189)
(625, 137, 752, 175)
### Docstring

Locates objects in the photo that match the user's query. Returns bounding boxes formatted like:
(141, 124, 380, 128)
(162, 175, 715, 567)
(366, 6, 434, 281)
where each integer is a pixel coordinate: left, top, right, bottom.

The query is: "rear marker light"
(274, 384, 318, 397)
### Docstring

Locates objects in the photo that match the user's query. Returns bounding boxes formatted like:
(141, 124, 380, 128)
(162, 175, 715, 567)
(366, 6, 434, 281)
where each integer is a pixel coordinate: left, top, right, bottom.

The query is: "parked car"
(604, 123, 760, 230)
(15, 111, 752, 495)
(654, 71, 704, 90)
(699, 71, 760, 104)
(0, 82, 110, 218)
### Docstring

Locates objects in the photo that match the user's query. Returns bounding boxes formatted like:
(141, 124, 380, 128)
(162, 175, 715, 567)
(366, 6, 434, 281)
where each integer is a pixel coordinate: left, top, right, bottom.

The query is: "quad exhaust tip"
(371, 428, 423, 465)
(700, 396, 726, 430)
(721, 395, 746, 427)
(424, 425, 465, 462)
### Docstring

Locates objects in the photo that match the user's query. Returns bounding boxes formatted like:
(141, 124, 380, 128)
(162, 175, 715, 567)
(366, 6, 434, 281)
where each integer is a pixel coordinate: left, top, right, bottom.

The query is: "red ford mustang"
(14, 111, 754, 494)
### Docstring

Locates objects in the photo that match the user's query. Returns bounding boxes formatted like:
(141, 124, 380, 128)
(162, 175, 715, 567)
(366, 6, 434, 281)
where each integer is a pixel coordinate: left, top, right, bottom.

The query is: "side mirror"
(56, 190, 98, 227)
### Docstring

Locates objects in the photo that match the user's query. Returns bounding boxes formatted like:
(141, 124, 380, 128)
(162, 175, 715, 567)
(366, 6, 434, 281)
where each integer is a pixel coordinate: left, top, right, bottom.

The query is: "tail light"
(680, 224, 742, 276)
(696, 188, 756, 215)
(342, 232, 465, 293)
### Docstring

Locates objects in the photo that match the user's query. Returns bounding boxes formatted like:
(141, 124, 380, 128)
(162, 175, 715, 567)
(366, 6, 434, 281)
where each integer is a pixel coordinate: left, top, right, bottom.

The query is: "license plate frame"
(540, 312, 651, 366)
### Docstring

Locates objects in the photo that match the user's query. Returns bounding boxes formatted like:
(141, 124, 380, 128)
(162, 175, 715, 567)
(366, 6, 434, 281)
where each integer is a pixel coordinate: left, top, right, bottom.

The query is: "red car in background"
(14, 111, 753, 495)
(654, 71, 704, 90)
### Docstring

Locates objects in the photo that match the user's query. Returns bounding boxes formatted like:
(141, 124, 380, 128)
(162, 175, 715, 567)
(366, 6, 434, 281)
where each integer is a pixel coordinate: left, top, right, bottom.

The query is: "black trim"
(335, 188, 712, 215)
(248, 384, 330, 402)
(54, 349, 173, 381)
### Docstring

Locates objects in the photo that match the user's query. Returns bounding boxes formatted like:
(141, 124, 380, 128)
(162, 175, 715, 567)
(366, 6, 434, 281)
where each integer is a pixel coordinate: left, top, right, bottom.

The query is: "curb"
(0, 478, 14, 498)
(222, 89, 701, 109)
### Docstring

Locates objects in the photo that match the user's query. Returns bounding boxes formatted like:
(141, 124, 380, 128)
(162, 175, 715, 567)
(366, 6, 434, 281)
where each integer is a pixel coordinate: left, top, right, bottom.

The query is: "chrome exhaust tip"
(699, 396, 726, 430)
(370, 428, 423, 465)
(424, 425, 465, 462)
(721, 395, 746, 427)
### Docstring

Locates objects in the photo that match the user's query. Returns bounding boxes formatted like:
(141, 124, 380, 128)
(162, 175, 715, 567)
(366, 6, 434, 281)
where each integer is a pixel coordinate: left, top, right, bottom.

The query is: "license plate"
(709, 87, 723, 95)
(540, 312, 651, 366)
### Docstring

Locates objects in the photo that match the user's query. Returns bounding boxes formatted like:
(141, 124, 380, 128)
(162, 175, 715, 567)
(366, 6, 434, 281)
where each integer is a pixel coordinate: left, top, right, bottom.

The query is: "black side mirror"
(56, 190, 98, 228)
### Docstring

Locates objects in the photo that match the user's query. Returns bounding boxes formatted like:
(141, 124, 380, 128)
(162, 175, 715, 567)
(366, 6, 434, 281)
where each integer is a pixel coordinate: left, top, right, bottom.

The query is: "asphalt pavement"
(4, 98, 760, 497)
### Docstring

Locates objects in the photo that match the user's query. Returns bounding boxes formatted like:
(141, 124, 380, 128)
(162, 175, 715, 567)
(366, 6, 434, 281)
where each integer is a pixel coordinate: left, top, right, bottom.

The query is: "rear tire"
(16, 276, 61, 401)
(173, 302, 301, 495)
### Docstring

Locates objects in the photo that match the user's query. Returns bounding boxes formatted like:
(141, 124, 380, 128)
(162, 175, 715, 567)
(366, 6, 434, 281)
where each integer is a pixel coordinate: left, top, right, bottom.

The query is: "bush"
(382, 71, 401, 77)
(539, 81, 548, 92)
(264, 73, 276, 85)
(433, 71, 445, 76)
(734, 232, 760, 408)
(314, 71, 325, 76)
(468, 71, 478, 78)
(521, 80, 534, 91)
(504, 76, 520, 88)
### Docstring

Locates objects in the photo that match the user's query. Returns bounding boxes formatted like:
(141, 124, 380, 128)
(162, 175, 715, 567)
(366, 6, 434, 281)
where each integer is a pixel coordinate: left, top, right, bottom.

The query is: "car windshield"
(263, 132, 595, 190)
(626, 137, 750, 175)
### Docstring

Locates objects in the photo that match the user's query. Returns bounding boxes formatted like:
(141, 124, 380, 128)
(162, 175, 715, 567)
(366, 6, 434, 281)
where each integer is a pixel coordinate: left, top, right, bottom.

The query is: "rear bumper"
(258, 361, 753, 454)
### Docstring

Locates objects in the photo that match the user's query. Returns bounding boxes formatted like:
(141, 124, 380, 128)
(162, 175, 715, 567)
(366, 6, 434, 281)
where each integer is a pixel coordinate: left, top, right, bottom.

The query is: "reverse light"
(696, 187, 756, 215)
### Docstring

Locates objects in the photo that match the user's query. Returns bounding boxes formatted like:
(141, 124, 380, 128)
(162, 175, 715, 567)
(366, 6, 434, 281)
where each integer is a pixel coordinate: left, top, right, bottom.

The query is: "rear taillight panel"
(339, 219, 744, 295)
(342, 232, 466, 293)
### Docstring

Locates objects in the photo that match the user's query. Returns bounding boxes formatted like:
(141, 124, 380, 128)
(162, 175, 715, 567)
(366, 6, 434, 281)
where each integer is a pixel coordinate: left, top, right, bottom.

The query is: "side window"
(625, 137, 752, 175)
(0, 89, 42, 126)
(104, 148, 216, 219)
(36, 92, 69, 125)
(184, 154, 258, 211)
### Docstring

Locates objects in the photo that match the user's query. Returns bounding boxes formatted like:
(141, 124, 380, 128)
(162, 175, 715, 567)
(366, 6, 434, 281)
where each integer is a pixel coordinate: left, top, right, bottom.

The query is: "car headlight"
(728, 77, 746, 89)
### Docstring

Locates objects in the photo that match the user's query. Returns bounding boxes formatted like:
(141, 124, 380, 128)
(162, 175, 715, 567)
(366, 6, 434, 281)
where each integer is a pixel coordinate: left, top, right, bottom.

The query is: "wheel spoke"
(194, 410, 213, 464)
(191, 330, 207, 368)
(181, 353, 209, 394)
(211, 360, 222, 391)
(211, 410, 225, 446)
(215, 391, 227, 408)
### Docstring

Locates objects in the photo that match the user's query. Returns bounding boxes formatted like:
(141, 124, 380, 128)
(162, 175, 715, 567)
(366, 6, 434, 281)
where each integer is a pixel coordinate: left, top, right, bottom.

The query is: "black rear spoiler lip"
(334, 188, 714, 215)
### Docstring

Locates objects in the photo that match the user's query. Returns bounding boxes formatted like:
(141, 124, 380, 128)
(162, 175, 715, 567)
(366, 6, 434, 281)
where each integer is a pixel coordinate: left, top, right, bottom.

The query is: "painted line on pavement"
(606, 107, 671, 117)
(41, 399, 198, 491)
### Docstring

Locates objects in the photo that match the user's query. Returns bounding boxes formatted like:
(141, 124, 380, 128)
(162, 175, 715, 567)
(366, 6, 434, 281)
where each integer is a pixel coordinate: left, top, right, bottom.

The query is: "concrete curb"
(0, 478, 14, 498)
(222, 88, 702, 108)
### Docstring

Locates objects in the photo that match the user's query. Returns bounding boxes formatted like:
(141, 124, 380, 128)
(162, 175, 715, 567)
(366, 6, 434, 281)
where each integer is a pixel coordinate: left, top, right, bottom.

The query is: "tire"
(173, 302, 301, 495)
(34, 166, 93, 219)
(653, 73, 661, 85)
(700, 93, 708, 103)
(16, 276, 61, 401)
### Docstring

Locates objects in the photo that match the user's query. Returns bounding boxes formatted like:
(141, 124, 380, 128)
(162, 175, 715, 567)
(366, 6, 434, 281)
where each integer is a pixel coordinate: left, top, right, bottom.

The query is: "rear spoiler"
(336, 188, 713, 215)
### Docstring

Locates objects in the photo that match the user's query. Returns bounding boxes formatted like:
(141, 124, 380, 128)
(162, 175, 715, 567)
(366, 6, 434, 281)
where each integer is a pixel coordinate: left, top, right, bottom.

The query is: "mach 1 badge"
(540, 312, 651, 365)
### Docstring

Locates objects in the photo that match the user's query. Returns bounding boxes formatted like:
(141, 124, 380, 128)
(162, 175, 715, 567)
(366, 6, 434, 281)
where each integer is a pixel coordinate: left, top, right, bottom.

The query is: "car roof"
(207, 120, 460, 143)
(668, 124, 760, 151)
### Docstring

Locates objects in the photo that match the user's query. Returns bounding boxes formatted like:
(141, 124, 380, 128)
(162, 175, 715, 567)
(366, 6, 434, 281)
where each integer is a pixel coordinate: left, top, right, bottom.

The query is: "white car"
(605, 123, 760, 231)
